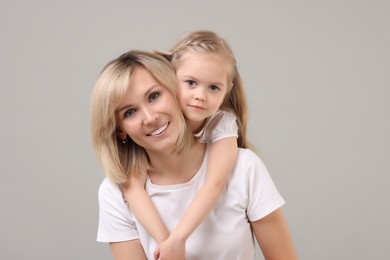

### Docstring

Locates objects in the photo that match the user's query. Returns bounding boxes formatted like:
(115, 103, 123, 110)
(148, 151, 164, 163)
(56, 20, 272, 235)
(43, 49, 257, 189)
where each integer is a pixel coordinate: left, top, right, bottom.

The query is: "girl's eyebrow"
(117, 85, 159, 113)
(211, 82, 225, 86)
(181, 75, 224, 86)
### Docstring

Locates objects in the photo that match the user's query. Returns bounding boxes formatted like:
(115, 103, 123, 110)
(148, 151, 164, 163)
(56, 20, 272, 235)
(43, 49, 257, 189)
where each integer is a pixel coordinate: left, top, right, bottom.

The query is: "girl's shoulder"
(206, 110, 237, 131)
(211, 110, 236, 120)
(196, 110, 238, 143)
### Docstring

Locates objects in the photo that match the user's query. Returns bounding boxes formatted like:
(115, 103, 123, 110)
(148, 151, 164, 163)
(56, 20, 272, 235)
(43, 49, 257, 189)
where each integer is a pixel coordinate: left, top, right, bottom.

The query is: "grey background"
(1, 1, 389, 259)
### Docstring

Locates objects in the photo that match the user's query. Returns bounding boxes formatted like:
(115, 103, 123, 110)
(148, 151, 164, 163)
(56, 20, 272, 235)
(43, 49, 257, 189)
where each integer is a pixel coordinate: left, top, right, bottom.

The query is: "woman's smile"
(147, 122, 169, 136)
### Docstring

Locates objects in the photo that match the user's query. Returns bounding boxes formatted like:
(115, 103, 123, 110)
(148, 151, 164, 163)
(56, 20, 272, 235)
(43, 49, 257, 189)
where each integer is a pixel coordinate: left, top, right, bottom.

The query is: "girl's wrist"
(169, 230, 188, 243)
(156, 233, 170, 244)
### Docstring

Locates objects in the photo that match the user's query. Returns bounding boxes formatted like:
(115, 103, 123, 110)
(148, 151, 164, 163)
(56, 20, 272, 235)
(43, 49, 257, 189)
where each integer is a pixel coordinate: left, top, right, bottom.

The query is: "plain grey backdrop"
(1, 0, 389, 259)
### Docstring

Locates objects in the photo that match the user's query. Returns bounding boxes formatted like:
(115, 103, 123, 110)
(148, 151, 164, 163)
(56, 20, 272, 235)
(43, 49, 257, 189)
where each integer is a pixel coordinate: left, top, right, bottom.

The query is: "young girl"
(124, 30, 251, 259)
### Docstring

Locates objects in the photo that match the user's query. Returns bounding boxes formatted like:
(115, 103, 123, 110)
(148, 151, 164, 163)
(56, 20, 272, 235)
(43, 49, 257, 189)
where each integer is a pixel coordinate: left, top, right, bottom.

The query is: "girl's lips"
(189, 105, 205, 110)
(147, 122, 169, 136)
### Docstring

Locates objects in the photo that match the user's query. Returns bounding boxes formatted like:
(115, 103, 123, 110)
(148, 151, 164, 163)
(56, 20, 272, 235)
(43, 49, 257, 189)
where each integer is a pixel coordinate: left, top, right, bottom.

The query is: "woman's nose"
(143, 109, 159, 124)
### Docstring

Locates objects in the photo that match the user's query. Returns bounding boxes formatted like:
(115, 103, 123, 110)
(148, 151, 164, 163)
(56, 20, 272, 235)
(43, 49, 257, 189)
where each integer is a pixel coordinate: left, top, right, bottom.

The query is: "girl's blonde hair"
(90, 50, 192, 184)
(161, 30, 251, 148)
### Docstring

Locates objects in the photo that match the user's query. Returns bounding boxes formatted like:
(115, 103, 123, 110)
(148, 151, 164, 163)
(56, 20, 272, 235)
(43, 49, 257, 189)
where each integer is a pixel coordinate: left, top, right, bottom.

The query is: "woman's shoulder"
(233, 148, 285, 222)
(99, 177, 117, 193)
(97, 178, 138, 243)
(234, 148, 270, 177)
(98, 178, 126, 205)
(237, 148, 260, 163)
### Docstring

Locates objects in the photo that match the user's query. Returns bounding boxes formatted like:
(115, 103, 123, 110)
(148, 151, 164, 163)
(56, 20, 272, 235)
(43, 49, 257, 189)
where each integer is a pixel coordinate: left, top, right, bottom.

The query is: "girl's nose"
(193, 87, 207, 101)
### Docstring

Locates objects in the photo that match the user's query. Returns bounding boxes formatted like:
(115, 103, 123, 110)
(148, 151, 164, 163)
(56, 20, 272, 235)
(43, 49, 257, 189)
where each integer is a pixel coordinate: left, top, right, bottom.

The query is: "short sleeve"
(242, 150, 286, 222)
(97, 178, 139, 242)
(196, 110, 238, 143)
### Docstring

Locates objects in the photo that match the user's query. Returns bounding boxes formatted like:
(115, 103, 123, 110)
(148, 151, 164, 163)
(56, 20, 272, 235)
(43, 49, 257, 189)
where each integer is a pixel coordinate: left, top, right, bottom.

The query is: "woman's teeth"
(149, 123, 168, 136)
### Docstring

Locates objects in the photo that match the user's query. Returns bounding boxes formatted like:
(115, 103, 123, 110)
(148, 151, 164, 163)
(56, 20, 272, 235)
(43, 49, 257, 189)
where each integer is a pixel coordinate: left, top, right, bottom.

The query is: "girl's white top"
(194, 110, 238, 143)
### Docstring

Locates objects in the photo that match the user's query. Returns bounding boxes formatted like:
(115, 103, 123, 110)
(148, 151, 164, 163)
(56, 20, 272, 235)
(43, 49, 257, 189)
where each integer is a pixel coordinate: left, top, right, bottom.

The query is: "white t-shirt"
(97, 148, 285, 260)
(194, 110, 238, 143)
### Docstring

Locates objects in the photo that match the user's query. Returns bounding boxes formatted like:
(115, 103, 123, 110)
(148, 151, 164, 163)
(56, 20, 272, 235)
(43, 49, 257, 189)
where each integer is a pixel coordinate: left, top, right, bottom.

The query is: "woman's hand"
(154, 235, 186, 260)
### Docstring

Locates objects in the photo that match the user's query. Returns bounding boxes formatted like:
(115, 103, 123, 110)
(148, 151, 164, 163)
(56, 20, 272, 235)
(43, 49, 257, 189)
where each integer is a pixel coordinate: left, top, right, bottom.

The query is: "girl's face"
(176, 51, 231, 132)
(117, 66, 182, 153)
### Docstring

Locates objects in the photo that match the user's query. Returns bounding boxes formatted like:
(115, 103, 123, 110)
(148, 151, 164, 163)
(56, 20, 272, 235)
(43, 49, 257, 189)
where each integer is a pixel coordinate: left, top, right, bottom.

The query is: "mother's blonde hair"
(91, 50, 192, 184)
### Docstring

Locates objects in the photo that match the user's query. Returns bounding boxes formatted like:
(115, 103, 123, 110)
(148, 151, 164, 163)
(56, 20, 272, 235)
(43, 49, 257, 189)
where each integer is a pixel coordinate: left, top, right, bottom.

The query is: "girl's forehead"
(178, 51, 234, 77)
(178, 51, 228, 65)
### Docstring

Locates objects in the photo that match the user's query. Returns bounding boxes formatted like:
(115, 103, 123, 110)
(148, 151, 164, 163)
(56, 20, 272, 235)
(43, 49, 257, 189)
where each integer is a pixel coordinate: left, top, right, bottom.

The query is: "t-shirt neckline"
(146, 147, 209, 191)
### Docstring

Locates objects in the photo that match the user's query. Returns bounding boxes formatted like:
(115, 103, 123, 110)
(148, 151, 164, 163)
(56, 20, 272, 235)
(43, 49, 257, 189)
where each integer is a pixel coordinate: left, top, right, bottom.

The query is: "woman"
(91, 50, 297, 259)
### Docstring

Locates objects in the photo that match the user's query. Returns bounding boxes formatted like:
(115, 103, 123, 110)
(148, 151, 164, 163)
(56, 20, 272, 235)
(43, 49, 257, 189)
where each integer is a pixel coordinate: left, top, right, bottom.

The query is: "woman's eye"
(209, 85, 219, 92)
(186, 80, 196, 87)
(124, 108, 136, 118)
(149, 92, 160, 102)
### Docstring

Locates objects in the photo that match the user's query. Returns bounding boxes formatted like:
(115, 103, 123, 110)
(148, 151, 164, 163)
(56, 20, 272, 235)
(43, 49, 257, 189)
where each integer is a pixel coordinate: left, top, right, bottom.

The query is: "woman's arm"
(156, 137, 237, 259)
(110, 240, 147, 260)
(251, 208, 298, 260)
(124, 174, 170, 244)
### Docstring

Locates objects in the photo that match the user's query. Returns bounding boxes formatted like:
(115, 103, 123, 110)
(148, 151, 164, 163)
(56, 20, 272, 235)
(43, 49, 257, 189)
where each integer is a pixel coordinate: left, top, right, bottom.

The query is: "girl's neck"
(147, 141, 206, 185)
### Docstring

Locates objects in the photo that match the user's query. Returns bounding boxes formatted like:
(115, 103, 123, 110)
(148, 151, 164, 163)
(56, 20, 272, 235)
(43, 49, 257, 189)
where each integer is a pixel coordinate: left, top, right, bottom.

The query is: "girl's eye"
(209, 85, 219, 92)
(186, 80, 196, 87)
(149, 92, 160, 102)
(124, 108, 136, 118)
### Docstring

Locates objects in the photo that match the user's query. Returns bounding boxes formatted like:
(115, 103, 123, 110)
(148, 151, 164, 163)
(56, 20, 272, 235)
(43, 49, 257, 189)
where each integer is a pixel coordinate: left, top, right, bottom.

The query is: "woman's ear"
(117, 129, 128, 144)
(117, 129, 127, 139)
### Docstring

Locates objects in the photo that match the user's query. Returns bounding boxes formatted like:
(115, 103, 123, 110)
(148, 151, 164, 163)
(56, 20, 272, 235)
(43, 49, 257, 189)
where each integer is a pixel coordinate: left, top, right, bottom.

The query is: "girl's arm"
(123, 174, 170, 245)
(156, 137, 237, 259)
(110, 240, 147, 260)
(251, 208, 298, 260)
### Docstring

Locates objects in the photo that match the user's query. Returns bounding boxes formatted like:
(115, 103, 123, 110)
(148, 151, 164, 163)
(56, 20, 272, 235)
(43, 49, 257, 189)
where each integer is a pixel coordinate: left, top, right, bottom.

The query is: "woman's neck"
(147, 141, 206, 185)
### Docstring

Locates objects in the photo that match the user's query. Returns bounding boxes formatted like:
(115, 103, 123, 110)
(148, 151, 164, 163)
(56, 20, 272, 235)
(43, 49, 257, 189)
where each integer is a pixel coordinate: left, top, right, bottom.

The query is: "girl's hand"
(153, 235, 185, 260)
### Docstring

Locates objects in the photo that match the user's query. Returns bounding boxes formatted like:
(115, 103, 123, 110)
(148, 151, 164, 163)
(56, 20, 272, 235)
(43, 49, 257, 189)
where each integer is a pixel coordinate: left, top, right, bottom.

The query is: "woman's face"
(116, 66, 182, 153)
